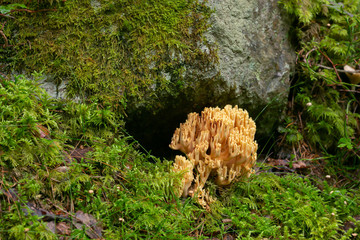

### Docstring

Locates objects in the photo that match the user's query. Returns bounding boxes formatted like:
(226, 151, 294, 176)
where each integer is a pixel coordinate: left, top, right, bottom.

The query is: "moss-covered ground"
(0, 76, 359, 239)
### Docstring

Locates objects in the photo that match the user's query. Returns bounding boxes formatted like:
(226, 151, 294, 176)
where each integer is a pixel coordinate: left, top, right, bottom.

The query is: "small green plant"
(0, 74, 63, 168)
(278, 116, 304, 145)
(278, 0, 360, 165)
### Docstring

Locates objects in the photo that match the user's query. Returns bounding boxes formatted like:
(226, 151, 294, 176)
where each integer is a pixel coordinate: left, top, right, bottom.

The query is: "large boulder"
(6, 0, 295, 157)
(126, 0, 295, 156)
(204, 0, 295, 135)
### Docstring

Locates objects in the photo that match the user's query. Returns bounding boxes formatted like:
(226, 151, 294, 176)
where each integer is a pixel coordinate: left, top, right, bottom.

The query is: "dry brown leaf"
(34, 124, 51, 139)
(56, 222, 71, 236)
(267, 158, 289, 166)
(222, 219, 232, 223)
(292, 161, 308, 169)
(73, 211, 102, 239)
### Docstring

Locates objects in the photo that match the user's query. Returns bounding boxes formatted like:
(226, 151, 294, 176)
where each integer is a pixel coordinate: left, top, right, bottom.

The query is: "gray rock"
(9, 71, 67, 99)
(204, 0, 295, 135)
(126, 0, 295, 155)
(38, 75, 67, 99)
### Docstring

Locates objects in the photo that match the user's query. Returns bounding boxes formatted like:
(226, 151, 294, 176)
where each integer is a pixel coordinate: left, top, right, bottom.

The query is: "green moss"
(221, 173, 360, 239)
(0, 73, 122, 169)
(1, 0, 215, 109)
(0, 77, 359, 238)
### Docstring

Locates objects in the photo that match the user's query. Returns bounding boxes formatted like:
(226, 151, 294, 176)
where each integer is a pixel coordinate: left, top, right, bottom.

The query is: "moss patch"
(1, 0, 216, 109)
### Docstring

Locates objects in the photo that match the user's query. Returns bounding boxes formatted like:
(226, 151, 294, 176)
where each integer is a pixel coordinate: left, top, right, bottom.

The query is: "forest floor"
(1, 78, 359, 239)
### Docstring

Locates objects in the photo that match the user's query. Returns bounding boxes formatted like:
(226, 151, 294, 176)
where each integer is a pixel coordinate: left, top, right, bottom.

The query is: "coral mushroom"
(170, 105, 258, 204)
(172, 155, 194, 197)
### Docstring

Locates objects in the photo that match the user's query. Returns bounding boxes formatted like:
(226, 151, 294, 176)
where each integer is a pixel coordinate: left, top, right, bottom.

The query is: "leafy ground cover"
(278, 0, 360, 162)
(0, 76, 359, 239)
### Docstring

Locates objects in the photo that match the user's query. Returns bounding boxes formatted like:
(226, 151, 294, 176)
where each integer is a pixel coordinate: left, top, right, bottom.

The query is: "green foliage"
(1, 0, 216, 109)
(296, 88, 360, 149)
(222, 173, 360, 239)
(0, 73, 123, 170)
(279, 0, 360, 163)
(0, 75, 201, 239)
(1, 76, 358, 239)
(278, 117, 304, 145)
(279, 0, 327, 25)
(0, 3, 27, 16)
(0, 74, 63, 169)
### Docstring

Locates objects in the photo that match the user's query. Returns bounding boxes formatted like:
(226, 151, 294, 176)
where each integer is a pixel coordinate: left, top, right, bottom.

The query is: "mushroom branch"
(170, 105, 258, 202)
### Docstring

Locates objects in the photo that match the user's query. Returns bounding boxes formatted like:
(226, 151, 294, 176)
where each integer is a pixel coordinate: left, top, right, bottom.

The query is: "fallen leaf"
(70, 147, 94, 160)
(266, 158, 289, 166)
(73, 211, 102, 239)
(55, 166, 70, 173)
(292, 161, 308, 169)
(46, 221, 56, 234)
(56, 222, 71, 236)
(22, 202, 69, 222)
(223, 234, 235, 240)
(32, 124, 51, 139)
(222, 219, 232, 223)
(343, 221, 356, 231)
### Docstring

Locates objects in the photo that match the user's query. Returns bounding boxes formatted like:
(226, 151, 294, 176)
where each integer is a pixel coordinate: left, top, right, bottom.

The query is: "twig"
(0, 13, 15, 19)
(296, 49, 304, 64)
(317, 64, 360, 73)
(339, 89, 360, 93)
(304, 47, 317, 66)
(10, 8, 57, 14)
(0, 71, 7, 79)
(317, 49, 342, 82)
(1, 7, 56, 19)
(0, 21, 8, 47)
(69, 135, 84, 160)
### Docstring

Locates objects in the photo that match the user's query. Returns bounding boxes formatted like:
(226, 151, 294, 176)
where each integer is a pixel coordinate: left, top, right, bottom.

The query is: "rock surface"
(204, 0, 295, 134)
(126, 0, 295, 156)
